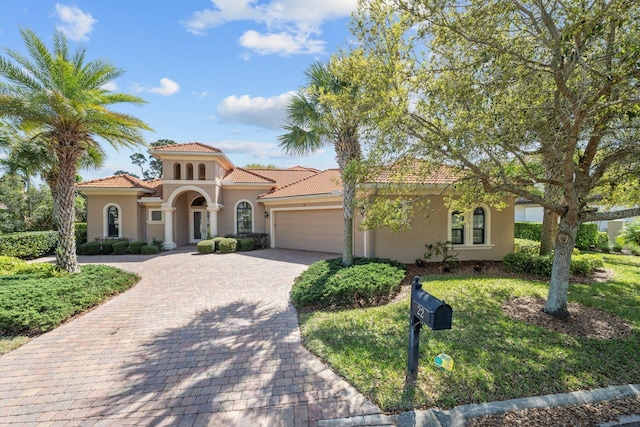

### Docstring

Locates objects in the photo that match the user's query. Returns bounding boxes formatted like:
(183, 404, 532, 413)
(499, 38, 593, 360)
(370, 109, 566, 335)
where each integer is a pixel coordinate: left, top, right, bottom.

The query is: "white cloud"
(239, 30, 324, 56)
(216, 91, 295, 130)
(183, 0, 356, 55)
(55, 4, 97, 42)
(101, 81, 118, 91)
(212, 140, 288, 160)
(148, 78, 180, 96)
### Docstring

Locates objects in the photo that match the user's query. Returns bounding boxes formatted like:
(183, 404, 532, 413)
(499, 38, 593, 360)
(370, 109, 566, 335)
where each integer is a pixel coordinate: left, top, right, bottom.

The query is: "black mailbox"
(408, 276, 453, 373)
(412, 288, 452, 330)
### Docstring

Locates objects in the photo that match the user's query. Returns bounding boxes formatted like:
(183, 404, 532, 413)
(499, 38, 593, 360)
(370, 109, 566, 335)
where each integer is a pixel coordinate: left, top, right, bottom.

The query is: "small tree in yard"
(0, 29, 151, 273)
(348, 0, 640, 318)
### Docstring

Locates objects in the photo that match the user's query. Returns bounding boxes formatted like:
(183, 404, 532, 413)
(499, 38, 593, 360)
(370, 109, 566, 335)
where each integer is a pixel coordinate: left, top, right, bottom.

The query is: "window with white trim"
(448, 206, 492, 247)
(150, 210, 163, 222)
(236, 201, 252, 234)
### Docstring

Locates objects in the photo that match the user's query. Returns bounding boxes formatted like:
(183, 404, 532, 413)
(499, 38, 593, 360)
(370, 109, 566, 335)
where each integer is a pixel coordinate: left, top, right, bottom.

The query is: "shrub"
(596, 231, 610, 252)
(0, 231, 58, 260)
(575, 223, 599, 249)
(291, 257, 406, 309)
(570, 254, 605, 275)
(619, 219, 640, 246)
(514, 238, 540, 255)
(197, 239, 216, 254)
(79, 241, 102, 255)
(113, 241, 130, 255)
(12, 262, 60, 279)
(75, 223, 87, 246)
(129, 241, 146, 255)
(100, 240, 114, 255)
(212, 237, 225, 251)
(503, 252, 604, 276)
(140, 244, 159, 255)
(237, 238, 255, 251)
(218, 238, 237, 254)
(0, 256, 27, 274)
(514, 222, 542, 241)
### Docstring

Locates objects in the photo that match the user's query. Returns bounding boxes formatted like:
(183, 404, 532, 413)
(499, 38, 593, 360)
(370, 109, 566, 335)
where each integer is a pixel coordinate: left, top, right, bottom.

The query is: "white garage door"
(274, 209, 344, 253)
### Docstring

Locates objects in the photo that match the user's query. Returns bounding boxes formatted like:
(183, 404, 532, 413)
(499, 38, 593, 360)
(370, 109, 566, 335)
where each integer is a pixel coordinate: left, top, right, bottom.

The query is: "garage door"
(274, 209, 343, 253)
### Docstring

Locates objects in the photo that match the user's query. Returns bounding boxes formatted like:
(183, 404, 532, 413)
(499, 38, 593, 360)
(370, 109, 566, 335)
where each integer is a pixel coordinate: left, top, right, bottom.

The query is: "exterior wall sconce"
(264, 211, 269, 218)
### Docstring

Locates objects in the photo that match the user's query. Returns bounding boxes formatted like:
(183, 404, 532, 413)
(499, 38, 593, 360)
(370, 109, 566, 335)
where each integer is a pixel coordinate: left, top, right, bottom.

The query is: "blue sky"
(0, 1, 357, 180)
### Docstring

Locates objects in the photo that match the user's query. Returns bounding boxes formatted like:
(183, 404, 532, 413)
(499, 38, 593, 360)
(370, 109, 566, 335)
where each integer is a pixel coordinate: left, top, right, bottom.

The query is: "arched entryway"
(161, 186, 222, 250)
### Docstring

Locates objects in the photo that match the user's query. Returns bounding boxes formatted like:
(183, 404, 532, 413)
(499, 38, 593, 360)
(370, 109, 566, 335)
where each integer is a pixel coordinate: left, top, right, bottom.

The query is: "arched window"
(104, 204, 121, 238)
(451, 211, 464, 245)
(473, 207, 485, 244)
(174, 163, 181, 180)
(198, 164, 206, 180)
(236, 201, 252, 234)
(186, 163, 194, 180)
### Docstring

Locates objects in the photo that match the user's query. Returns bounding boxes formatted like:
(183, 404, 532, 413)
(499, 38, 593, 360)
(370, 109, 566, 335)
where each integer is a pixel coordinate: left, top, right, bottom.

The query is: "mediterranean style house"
(77, 142, 515, 263)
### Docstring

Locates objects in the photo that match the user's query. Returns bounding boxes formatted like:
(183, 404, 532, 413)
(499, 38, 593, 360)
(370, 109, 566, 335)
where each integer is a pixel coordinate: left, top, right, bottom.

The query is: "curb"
(391, 384, 640, 427)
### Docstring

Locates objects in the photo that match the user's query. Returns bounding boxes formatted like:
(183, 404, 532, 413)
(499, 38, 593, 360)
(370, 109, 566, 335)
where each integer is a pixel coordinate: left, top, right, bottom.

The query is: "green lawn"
(0, 263, 139, 355)
(299, 253, 640, 412)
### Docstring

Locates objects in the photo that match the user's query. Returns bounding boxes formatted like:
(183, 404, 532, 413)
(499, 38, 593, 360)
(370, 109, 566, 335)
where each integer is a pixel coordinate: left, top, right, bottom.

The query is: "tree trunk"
(53, 151, 80, 273)
(539, 208, 559, 255)
(342, 179, 355, 266)
(543, 216, 579, 319)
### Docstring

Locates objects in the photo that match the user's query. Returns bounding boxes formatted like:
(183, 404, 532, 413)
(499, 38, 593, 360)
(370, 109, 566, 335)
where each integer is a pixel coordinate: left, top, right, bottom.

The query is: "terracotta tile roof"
(152, 142, 221, 153)
(372, 162, 459, 185)
(287, 165, 321, 173)
(223, 168, 276, 184)
(145, 179, 163, 198)
(77, 174, 155, 191)
(245, 169, 318, 187)
(259, 169, 342, 199)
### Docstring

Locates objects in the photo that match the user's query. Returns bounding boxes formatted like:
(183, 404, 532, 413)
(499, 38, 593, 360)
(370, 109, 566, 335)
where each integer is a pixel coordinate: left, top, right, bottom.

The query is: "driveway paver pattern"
(0, 249, 387, 426)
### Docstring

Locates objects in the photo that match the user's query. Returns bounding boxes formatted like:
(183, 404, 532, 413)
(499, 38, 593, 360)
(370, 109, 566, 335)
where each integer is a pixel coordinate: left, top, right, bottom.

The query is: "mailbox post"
(408, 276, 452, 374)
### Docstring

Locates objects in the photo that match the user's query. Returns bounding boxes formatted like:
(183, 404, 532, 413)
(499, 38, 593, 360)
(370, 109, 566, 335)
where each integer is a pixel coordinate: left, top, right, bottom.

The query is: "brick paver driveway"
(0, 249, 386, 426)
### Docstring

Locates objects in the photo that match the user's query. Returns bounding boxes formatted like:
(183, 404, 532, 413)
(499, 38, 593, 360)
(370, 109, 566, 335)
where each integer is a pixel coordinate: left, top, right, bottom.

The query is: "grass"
(299, 253, 640, 412)
(0, 262, 139, 354)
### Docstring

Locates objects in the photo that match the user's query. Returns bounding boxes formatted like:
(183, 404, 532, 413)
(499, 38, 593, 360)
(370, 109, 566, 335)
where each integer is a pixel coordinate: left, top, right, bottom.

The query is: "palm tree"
(0, 29, 151, 272)
(279, 61, 361, 266)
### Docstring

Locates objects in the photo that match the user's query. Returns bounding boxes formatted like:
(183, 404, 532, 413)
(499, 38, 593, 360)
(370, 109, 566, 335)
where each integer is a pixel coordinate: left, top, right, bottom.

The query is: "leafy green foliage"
(113, 240, 129, 255)
(0, 264, 138, 335)
(0, 231, 57, 259)
(299, 254, 640, 411)
(424, 241, 458, 267)
(100, 241, 114, 255)
(237, 238, 255, 251)
(218, 238, 237, 254)
(140, 244, 159, 255)
(514, 223, 543, 241)
(514, 238, 540, 255)
(596, 232, 610, 252)
(503, 252, 604, 276)
(129, 241, 146, 255)
(75, 223, 87, 246)
(291, 258, 406, 309)
(79, 241, 102, 255)
(575, 223, 600, 250)
(197, 239, 215, 254)
(619, 219, 640, 247)
(212, 237, 225, 251)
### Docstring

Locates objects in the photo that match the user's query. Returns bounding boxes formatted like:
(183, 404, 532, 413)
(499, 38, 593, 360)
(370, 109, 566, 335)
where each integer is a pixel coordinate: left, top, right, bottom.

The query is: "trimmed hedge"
(515, 222, 603, 250)
(113, 241, 130, 255)
(0, 231, 58, 260)
(75, 223, 88, 246)
(218, 238, 237, 254)
(79, 241, 102, 255)
(129, 241, 146, 255)
(141, 244, 160, 255)
(237, 238, 255, 251)
(503, 252, 604, 276)
(514, 238, 540, 255)
(212, 237, 225, 251)
(100, 241, 114, 255)
(292, 257, 406, 309)
(197, 239, 216, 254)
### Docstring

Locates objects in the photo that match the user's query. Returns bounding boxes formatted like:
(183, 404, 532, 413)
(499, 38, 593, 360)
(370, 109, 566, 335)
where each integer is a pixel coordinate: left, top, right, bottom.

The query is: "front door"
(190, 209, 208, 243)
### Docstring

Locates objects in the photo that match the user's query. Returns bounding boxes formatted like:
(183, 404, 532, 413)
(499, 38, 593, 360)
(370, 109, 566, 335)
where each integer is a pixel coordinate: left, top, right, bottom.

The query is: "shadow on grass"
(97, 301, 307, 425)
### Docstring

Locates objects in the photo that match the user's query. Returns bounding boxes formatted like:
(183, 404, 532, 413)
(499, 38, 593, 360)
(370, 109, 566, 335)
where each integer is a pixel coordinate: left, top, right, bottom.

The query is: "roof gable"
(152, 142, 221, 153)
(259, 169, 342, 200)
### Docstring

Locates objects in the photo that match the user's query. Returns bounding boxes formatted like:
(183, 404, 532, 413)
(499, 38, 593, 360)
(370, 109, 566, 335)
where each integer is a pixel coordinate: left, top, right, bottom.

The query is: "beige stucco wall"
(370, 196, 514, 263)
(218, 188, 270, 235)
(85, 194, 143, 241)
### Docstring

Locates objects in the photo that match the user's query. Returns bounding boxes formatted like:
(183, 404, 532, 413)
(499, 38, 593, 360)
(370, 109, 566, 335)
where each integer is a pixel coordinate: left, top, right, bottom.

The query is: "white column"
(207, 205, 221, 237)
(162, 205, 177, 249)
